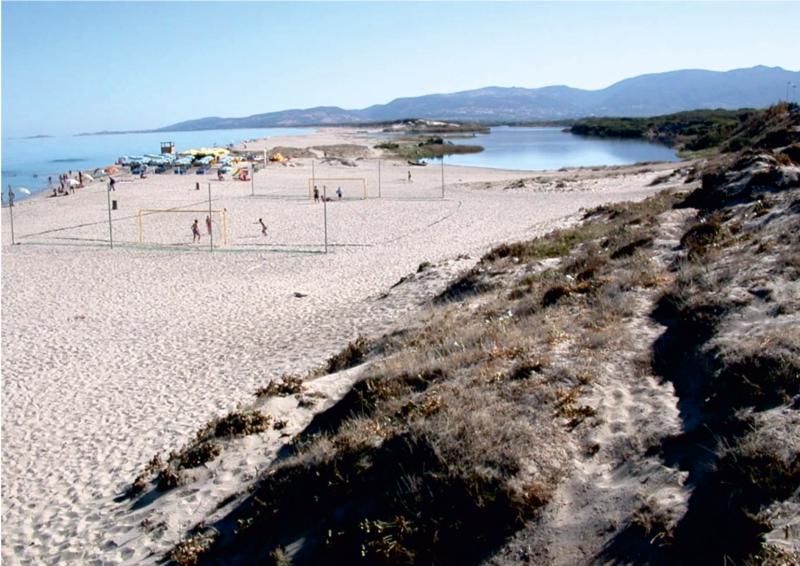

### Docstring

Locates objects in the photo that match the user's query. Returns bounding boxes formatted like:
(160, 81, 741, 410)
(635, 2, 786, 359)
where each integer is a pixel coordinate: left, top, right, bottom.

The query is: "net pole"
(378, 159, 381, 198)
(107, 181, 114, 249)
(441, 156, 445, 199)
(323, 184, 328, 254)
(251, 164, 254, 197)
(138, 210, 143, 243)
(208, 183, 214, 252)
(8, 185, 15, 246)
(312, 160, 316, 201)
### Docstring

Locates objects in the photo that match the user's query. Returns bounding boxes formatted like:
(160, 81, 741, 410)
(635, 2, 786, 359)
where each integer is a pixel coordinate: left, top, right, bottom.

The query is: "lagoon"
(423, 126, 680, 171)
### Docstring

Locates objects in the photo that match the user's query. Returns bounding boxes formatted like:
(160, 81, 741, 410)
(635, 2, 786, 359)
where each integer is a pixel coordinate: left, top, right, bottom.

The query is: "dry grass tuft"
(712, 338, 800, 412)
(746, 545, 800, 566)
(129, 453, 164, 495)
(322, 335, 374, 374)
(201, 410, 272, 439)
(170, 531, 216, 566)
(256, 375, 305, 398)
(629, 493, 679, 546)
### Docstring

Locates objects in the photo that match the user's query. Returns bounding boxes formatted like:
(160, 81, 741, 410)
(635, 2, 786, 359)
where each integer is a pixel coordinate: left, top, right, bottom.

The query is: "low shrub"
(324, 336, 374, 374)
(256, 375, 305, 398)
(171, 532, 216, 566)
(211, 411, 272, 438)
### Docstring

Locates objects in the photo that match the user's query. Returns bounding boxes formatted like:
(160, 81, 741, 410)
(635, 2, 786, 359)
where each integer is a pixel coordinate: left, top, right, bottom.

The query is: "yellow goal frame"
(137, 209, 228, 245)
(307, 178, 367, 200)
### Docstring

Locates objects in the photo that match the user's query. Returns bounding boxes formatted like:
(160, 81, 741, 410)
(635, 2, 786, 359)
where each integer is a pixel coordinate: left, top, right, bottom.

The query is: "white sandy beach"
(1, 128, 690, 564)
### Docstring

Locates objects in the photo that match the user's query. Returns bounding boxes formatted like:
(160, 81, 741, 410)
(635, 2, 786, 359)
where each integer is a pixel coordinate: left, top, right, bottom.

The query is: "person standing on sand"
(336, 187, 343, 200)
(109, 177, 116, 191)
(408, 170, 412, 183)
(206, 215, 212, 235)
(257, 218, 267, 236)
(8, 187, 14, 207)
(192, 219, 201, 243)
(313, 186, 320, 203)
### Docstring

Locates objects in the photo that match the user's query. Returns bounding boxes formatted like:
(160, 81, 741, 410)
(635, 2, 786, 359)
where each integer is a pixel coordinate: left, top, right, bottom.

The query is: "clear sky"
(2, 1, 799, 138)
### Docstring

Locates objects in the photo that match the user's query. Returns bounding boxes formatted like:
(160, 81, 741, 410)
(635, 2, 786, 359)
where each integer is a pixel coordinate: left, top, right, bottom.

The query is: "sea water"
(1, 128, 313, 203)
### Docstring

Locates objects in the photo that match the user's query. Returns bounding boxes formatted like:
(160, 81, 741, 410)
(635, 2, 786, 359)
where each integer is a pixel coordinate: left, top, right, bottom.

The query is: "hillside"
(569, 103, 800, 155)
(146, 66, 800, 133)
(125, 107, 800, 566)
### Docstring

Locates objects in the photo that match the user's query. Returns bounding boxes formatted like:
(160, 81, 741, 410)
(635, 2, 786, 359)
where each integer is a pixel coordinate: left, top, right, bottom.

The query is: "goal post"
(137, 209, 228, 246)
(307, 178, 367, 200)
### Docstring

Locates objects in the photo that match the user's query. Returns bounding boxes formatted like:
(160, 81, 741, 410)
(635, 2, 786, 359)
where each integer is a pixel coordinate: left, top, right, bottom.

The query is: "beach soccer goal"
(136, 209, 228, 246)
(307, 178, 367, 200)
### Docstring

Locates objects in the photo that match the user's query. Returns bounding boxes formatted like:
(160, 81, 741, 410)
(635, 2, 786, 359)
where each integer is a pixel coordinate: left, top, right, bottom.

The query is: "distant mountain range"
(129, 66, 800, 134)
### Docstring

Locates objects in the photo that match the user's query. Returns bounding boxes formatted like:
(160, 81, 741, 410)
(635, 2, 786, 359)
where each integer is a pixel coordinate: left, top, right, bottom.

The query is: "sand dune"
(1, 128, 687, 564)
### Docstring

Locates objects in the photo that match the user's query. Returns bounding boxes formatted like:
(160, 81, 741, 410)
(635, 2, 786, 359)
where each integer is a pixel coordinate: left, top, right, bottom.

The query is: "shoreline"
(1, 127, 315, 204)
(0, 128, 693, 564)
(3, 124, 688, 206)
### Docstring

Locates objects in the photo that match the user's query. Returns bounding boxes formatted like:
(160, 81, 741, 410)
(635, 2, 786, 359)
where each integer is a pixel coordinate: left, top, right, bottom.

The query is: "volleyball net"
(307, 178, 367, 200)
(136, 209, 228, 246)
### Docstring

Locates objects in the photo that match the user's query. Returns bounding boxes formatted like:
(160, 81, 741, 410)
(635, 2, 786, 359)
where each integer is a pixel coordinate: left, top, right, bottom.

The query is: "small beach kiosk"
(160, 142, 176, 155)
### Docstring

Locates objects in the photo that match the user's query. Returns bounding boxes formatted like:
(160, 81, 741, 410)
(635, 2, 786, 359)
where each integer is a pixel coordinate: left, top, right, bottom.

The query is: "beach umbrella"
(65, 178, 79, 186)
(105, 167, 119, 173)
(18, 187, 31, 195)
(83, 173, 94, 182)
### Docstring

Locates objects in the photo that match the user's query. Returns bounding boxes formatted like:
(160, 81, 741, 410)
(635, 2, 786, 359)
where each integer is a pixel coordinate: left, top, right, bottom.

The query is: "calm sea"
(423, 126, 680, 170)
(1, 128, 313, 203)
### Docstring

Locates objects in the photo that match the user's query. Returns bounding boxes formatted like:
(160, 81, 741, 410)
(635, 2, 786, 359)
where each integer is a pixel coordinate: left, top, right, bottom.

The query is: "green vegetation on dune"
(376, 135, 484, 161)
(569, 108, 756, 155)
(569, 103, 800, 157)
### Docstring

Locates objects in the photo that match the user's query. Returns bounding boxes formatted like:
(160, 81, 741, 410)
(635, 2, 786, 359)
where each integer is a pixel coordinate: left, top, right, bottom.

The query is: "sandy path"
(1, 128, 685, 564)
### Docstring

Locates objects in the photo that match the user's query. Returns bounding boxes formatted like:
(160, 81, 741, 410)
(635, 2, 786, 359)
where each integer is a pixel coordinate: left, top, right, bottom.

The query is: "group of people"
(312, 185, 343, 203)
(191, 216, 267, 243)
(50, 171, 82, 197)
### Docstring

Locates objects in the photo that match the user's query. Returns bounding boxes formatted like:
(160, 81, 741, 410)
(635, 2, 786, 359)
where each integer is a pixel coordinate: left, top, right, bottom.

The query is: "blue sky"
(2, 2, 799, 138)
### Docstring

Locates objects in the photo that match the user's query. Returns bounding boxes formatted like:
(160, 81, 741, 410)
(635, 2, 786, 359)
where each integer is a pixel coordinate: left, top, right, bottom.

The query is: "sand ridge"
(1, 128, 688, 564)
